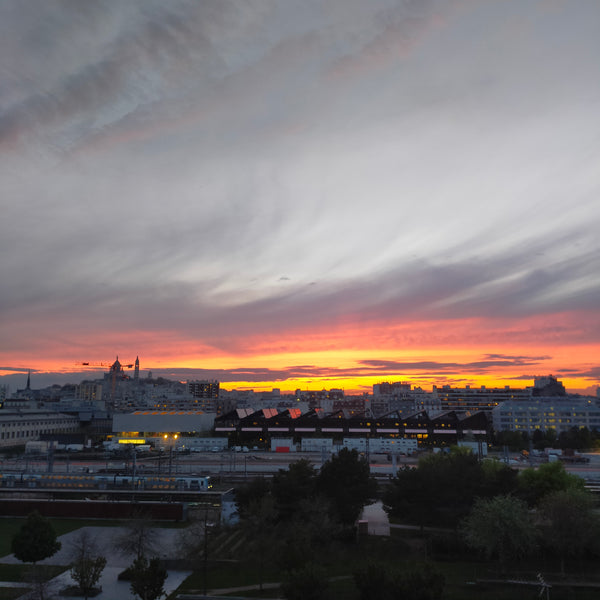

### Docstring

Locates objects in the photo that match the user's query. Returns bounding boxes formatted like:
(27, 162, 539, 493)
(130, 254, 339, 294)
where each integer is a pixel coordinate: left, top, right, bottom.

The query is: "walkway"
(0, 526, 191, 600)
(360, 501, 390, 536)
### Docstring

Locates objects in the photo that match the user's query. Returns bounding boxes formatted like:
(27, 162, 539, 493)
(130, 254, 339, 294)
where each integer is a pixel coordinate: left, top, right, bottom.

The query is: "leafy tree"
(517, 460, 585, 506)
(354, 561, 444, 600)
(271, 459, 317, 517)
(538, 488, 600, 575)
(11, 511, 61, 565)
(279, 496, 340, 569)
(281, 562, 329, 600)
(461, 495, 537, 573)
(383, 464, 431, 530)
(479, 458, 519, 497)
(69, 530, 107, 600)
(384, 450, 505, 528)
(557, 426, 593, 451)
(129, 556, 167, 600)
(316, 448, 377, 526)
(494, 430, 529, 451)
(234, 476, 271, 520)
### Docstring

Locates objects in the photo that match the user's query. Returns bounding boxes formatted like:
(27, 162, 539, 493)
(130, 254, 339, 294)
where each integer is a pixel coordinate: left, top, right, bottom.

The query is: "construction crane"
(77, 361, 134, 369)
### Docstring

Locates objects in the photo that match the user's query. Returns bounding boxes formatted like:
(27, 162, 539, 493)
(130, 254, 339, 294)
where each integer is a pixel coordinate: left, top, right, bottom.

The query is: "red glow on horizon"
(1, 312, 598, 394)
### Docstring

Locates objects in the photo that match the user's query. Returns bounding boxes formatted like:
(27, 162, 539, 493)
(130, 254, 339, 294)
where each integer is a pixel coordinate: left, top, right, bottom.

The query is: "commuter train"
(0, 472, 212, 491)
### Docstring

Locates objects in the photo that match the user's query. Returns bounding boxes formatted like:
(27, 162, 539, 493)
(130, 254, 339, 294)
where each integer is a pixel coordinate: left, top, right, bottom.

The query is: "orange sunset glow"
(2, 310, 598, 395)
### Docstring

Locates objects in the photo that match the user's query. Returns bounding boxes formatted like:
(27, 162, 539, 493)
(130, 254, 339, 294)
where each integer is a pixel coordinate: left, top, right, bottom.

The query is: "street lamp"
(163, 433, 179, 476)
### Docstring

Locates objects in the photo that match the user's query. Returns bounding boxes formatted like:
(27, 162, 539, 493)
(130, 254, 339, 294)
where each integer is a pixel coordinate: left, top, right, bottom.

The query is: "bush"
(280, 563, 329, 600)
(354, 561, 444, 600)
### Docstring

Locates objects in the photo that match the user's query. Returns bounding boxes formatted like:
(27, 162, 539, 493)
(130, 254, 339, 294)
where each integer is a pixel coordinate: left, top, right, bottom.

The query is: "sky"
(1, 0, 599, 395)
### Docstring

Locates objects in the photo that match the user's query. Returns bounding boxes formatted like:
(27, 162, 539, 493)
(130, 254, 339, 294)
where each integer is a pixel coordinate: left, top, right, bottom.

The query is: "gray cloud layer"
(1, 0, 599, 375)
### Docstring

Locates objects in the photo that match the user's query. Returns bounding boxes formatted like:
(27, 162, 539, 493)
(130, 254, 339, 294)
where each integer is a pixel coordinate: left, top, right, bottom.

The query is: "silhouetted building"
(531, 375, 566, 397)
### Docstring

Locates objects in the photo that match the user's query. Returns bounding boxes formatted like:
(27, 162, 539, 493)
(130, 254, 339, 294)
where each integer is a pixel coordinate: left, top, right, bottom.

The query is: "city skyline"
(0, 359, 596, 397)
(1, 1, 599, 395)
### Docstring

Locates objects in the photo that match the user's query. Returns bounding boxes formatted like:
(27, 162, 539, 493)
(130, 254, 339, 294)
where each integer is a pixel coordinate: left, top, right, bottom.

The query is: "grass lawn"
(172, 527, 600, 600)
(0, 517, 85, 558)
(0, 564, 66, 583)
(0, 588, 29, 600)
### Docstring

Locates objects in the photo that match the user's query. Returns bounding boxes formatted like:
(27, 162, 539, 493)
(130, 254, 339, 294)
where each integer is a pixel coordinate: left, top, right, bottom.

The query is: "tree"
(271, 459, 317, 517)
(114, 510, 159, 560)
(177, 510, 224, 596)
(494, 430, 528, 451)
(129, 556, 167, 600)
(538, 488, 600, 575)
(234, 476, 271, 520)
(69, 530, 107, 600)
(517, 460, 585, 506)
(11, 511, 61, 565)
(383, 450, 509, 529)
(280, 562, 329, 600)
(279, 496, 340, 569)
(461, 495, 537, 573)
(316, 448, 377, 526)
(557, 426, 593, 451)
(479, 458, 519, 497)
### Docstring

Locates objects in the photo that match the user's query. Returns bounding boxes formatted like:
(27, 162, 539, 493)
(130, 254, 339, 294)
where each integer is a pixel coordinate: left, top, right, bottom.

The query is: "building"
(112, 410, 216, 442)
(187, 380, 220, 412)
(435, 384, 530, 413)
(214, 406, 490, 447)
(76, 381, 104, 402)
(371, 382, 442, 417)
(531, 374, 567, 396)
(492, 397, 600, 435)
(0, 410, 80, 449)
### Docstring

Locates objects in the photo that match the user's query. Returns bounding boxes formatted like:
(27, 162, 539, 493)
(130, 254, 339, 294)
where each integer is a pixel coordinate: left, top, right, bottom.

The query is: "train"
(0, 472, 212, 492)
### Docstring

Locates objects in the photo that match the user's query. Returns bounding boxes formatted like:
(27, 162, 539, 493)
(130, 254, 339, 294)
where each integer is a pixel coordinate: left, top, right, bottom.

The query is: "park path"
(360, 501, 390, 536)
(0, 526, 191, 600)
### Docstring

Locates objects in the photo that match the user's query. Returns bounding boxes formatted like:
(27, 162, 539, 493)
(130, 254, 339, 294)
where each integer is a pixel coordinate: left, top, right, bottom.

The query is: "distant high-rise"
(532, 375, 566, 397)
(187, 380, 220, 412)
(134, 356, 139, 381)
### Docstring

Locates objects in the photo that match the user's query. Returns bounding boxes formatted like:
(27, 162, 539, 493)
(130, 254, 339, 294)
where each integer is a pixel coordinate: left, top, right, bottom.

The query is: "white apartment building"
(492, 397, 600, 435)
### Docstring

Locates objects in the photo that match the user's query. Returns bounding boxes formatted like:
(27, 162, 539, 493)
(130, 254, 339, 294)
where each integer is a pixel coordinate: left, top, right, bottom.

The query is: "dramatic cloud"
(1, 0, 599, 393)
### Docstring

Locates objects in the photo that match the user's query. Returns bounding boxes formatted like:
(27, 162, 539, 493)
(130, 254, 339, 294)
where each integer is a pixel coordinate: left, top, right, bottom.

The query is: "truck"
(65, 443, 84, 452)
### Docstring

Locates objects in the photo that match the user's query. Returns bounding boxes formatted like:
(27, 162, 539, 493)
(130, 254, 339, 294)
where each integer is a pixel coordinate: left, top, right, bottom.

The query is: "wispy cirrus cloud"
(1, 1, 599, 392)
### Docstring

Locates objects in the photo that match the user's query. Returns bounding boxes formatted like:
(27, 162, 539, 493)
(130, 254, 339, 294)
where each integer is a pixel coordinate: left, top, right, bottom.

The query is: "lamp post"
(163, 433, 179, 476)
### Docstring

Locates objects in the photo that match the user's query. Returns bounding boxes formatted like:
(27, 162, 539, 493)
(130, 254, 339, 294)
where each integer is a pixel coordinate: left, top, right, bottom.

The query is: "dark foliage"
(11, 511, 61, 565)
(129, 556, 167, 600)
(383, 451, 518, 528)
(354, 561, 444, 600)
(516, 460, 585, 507)
(316, 448, 377, 526)
(271, 459, 317, 518)
(234, 476, 271, 520)
(281, 562, 329, 600)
